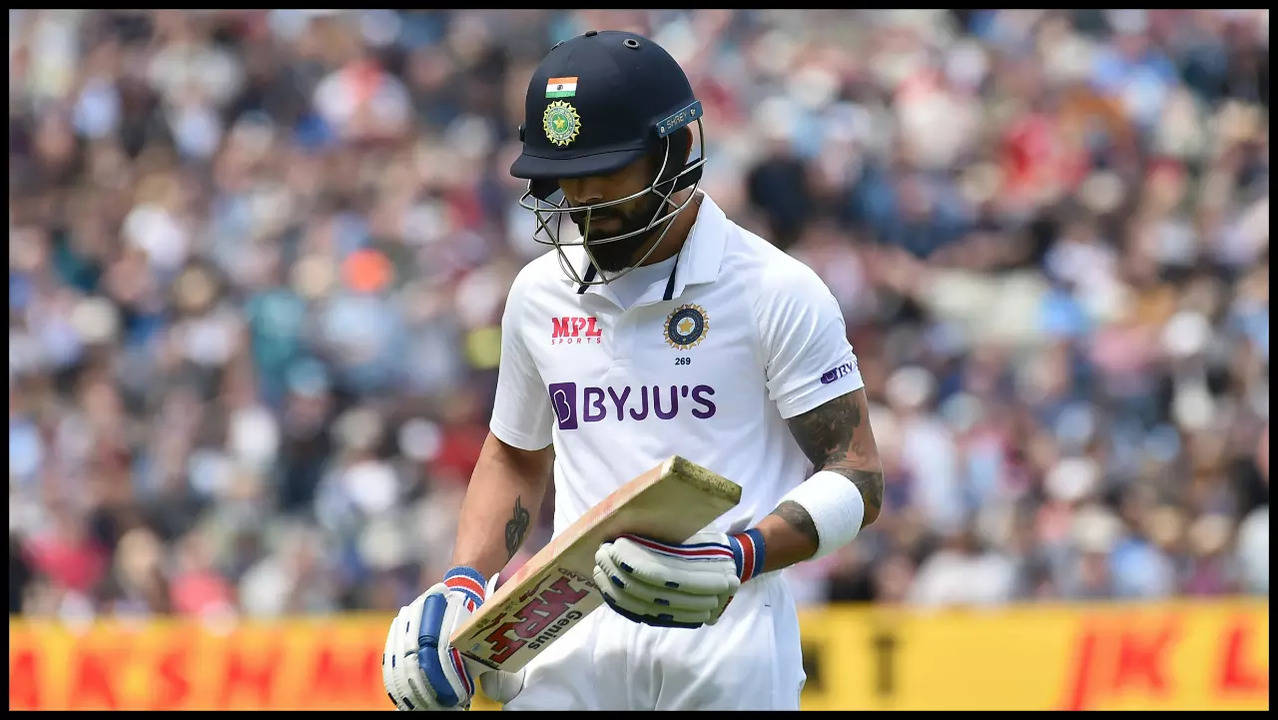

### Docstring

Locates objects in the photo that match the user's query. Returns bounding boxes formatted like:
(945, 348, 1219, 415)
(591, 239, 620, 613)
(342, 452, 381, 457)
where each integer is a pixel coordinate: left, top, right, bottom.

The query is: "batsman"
(382, 29, 884, 711)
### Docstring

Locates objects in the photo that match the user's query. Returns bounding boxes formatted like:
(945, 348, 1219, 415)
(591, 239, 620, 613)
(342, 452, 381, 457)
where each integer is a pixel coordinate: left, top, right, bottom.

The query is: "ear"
(674, 126, 693, 166)
(654, 127, 694, 185)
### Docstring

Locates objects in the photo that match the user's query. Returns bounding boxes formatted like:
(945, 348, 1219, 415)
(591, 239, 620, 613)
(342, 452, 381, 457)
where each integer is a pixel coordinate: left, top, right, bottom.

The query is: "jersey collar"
(560, 191, 728, 306)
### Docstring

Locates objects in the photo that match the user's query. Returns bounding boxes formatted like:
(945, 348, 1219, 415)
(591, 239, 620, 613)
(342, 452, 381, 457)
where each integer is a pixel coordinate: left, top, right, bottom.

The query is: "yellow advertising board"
(9, 599, 1268, 710)
(8, 615, 389, 711)
(796, 599, 1268, 711)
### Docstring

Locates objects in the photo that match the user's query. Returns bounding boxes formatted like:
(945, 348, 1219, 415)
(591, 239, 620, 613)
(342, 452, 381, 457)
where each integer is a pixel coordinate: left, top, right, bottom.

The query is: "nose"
(560, 176, 605, 206)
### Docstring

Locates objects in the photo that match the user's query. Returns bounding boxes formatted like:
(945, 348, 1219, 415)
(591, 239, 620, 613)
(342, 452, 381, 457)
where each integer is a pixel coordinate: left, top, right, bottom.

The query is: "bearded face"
(568, 188, 668, 272)
(550, 130, 694, 276)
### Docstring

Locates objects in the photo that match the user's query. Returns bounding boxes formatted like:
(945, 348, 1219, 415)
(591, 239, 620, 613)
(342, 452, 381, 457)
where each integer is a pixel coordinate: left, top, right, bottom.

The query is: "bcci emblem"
(543, 101, 581, 147)
(664, 304, 709, 350)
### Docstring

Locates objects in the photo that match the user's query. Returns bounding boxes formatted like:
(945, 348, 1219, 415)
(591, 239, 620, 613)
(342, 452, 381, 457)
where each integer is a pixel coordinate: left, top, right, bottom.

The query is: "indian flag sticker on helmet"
(545, 76, 578, 98)
(543, 101, 581, 147)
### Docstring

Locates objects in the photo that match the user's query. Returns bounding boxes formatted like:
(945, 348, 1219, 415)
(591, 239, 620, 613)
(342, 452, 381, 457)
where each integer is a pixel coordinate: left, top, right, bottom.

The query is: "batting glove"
(382, 566, 525, 711)
(593, 529, 767, 629)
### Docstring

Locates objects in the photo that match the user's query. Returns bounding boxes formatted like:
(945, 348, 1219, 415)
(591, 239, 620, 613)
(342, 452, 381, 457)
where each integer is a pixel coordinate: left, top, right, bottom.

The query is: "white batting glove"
(382, 567, 525, 711)
(593, 529, 767, 628)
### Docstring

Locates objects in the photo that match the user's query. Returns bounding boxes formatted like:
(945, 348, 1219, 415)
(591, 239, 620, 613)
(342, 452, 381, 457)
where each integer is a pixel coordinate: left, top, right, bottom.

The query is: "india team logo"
(664, 304, 709, 350)
(543, 101, 581, 147)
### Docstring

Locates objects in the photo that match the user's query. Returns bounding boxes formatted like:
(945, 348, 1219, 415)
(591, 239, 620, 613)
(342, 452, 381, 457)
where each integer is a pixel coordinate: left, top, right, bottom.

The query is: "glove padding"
(593, 532, 742, 628)
(382, 567, 525, 710)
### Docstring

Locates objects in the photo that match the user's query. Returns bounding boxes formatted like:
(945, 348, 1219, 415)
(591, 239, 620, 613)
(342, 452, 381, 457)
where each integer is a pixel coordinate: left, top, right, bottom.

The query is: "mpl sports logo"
(548, 382, 717, 430)
(551, 316, 602, 345)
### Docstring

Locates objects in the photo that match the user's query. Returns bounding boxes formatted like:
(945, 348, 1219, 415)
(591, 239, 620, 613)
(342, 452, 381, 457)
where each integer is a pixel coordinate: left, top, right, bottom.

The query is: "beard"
(570, 191, 668, 272)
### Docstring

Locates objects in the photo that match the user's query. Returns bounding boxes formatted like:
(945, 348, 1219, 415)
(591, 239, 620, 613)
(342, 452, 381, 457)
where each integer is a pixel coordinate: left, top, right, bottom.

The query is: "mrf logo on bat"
(478, 573, 591, 665)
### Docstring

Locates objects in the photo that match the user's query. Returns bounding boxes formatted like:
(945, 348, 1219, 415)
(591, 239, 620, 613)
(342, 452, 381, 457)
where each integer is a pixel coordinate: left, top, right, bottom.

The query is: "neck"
(633, 189, 702, 267)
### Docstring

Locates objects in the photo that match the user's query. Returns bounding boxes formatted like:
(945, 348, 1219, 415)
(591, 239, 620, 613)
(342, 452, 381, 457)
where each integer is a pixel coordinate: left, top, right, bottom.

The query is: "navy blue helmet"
(510, 30, 706, 285)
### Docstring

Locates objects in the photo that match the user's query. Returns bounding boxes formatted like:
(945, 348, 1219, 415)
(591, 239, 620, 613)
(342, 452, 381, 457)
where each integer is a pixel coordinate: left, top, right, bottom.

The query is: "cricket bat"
(450, 455, 742, 674)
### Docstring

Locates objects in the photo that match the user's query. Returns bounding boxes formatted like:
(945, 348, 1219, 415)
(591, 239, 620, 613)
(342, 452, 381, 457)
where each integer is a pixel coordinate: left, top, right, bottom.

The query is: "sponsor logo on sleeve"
(820, 360, 858, 385)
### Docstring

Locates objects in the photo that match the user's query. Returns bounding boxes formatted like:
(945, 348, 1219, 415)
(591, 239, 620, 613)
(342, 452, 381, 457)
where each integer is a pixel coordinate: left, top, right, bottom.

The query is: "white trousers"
(503, 572, 805, 710)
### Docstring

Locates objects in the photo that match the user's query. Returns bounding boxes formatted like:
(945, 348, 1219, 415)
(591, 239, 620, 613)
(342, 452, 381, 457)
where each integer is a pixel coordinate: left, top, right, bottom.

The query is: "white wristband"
(778, 470, 865, 559)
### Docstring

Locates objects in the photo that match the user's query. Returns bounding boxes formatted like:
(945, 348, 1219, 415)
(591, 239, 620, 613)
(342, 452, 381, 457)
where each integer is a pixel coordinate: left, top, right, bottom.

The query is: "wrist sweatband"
(730, 529, 766, 582)
(444, 566, 487, 611)
(777, 470, 865, 559)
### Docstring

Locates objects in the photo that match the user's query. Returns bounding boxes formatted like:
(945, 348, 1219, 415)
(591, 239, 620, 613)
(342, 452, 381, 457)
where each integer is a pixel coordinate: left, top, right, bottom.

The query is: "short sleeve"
(489, 273, 554, 450)
(755, 262, 864, 419)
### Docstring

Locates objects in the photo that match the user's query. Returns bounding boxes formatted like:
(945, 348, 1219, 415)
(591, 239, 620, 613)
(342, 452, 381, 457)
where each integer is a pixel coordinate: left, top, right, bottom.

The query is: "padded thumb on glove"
(478, 666, 526, 704)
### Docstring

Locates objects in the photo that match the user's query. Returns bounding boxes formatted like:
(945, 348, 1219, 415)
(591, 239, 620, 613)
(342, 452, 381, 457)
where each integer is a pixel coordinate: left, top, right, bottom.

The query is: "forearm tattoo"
(777, 391, 884, 531)
(505, 496, 531, 561)
(771, 500, 821, 549)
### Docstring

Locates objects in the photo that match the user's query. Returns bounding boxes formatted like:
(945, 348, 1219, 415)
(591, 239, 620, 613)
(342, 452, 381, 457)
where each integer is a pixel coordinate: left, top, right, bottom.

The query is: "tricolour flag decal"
(546, 76, 578, 98)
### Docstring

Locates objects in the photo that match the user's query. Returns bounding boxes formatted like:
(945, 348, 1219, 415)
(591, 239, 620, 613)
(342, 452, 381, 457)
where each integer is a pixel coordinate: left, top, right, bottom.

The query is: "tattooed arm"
(754, 388, 884, 572)
(450, 432, 554, 579)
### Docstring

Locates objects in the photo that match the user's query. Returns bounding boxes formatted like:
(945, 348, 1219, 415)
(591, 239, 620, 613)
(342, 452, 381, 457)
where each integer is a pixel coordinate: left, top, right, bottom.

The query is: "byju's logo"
(546, 383, 716, 430)
(551, 317, 602, 345)
(549, 382, 578, 429)
(820, 360, 858, 385)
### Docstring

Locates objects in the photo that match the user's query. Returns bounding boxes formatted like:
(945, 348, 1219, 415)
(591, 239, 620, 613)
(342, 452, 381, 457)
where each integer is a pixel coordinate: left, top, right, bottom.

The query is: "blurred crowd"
(8, 9, 1269, 621)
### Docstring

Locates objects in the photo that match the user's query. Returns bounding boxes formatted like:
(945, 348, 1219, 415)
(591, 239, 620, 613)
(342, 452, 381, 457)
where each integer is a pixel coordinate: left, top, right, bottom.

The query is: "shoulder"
(718, 220, 834, 311)
(506, 248, 565, 303)
(500, 250, 566, 339)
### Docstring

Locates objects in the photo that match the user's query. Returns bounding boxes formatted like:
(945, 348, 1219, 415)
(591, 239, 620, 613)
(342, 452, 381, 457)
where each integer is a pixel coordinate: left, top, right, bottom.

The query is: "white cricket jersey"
(490, 192, 865, 539)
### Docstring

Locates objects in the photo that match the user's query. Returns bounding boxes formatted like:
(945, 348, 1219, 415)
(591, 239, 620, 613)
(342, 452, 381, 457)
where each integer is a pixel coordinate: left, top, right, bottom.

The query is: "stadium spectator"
(8, 9, 1268, 618)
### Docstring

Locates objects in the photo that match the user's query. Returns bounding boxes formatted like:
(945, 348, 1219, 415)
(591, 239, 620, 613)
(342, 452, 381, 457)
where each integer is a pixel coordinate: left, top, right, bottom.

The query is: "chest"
(522, 286, 764, 417)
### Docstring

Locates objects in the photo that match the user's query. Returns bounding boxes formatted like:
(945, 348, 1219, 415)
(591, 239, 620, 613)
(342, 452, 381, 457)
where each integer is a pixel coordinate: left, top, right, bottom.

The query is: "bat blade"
(450, 456, 742, 675)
